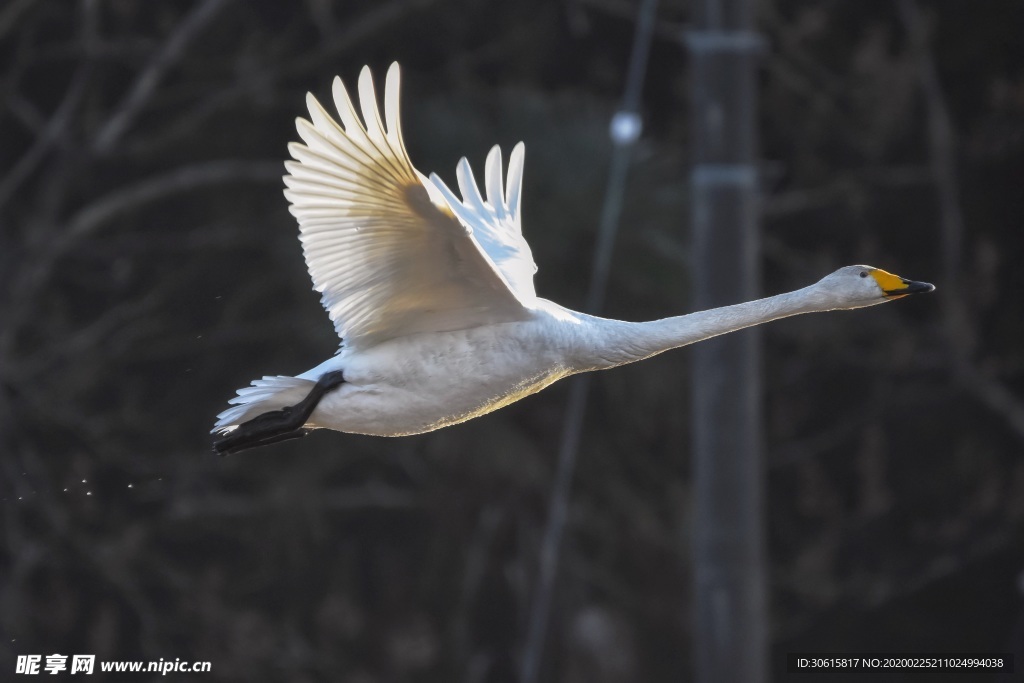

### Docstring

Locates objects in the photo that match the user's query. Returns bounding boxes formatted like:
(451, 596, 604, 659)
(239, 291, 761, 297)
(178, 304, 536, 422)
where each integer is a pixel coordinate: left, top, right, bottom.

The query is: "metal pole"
(686, 0, 767, 680)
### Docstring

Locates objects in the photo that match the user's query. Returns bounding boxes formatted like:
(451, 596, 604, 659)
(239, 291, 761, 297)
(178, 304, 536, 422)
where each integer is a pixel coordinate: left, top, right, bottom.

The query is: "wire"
(519, 1, 660, 680)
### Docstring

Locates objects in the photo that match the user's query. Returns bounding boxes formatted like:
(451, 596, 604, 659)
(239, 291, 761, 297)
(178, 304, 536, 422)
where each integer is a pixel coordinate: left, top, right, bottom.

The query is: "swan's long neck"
(571, 284, 832, 371)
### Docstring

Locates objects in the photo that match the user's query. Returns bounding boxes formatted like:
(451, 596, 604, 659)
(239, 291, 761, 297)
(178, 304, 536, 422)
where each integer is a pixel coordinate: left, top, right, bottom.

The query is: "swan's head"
(815, 265, 935, 309)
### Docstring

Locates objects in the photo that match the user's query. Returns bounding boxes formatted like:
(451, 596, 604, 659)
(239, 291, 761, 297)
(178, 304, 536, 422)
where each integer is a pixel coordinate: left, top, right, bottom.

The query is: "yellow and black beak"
(869, 268, 936, 299)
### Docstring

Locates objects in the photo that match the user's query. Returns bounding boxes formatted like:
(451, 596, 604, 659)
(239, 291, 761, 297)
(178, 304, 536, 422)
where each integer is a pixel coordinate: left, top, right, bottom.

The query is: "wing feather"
(427, 142, 537, 300)
(286, 63, 535, 348)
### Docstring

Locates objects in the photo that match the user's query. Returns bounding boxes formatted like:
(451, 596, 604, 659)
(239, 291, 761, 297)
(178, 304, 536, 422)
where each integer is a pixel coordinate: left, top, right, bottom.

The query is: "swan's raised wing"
(426, 143, 537, 300)
(284, 63, 534, 348)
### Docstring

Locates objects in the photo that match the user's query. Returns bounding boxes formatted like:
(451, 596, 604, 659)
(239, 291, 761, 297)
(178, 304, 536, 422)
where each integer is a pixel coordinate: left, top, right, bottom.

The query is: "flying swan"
(212, 63, 934, 455)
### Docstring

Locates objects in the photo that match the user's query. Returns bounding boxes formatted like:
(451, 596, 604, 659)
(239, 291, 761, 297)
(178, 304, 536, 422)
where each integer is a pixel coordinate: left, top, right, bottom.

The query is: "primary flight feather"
(212, 63, 933, 455)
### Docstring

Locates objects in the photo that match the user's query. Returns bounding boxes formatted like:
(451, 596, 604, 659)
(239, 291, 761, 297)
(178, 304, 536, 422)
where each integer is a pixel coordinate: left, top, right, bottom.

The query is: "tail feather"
(212, 375, 316, 433)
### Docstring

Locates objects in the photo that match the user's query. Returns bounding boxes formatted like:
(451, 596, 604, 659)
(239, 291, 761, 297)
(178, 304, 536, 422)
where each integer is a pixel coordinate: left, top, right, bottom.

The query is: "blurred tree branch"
(0, 0, 37, 43)
(65, 160, 281, 241)
(92, 0, 231, 154)
(899, 0, 1024, 444)
(0, 64, 91, 210)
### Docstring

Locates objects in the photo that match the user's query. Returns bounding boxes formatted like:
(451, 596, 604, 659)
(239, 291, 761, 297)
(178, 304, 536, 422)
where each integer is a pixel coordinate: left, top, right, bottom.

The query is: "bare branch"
(574, 0, 685, 40)
(898, 0, 1024, 445)
(0, 0, 37, 44)
(122, 0, 436, 157)
(956, 364, 1024, 442)
(775, 526, 1014, 640)
(7, 283, 169, 382)
(167, 485, 417, 520)
(64, 160, 280, 241)
(92, 0, 231, 154)
(897, 0, 964, 288)
(0, 160, 279, 368)
(0, 64, 91, 210)
(286, 0, 436, 74)
(5, 92, 46, 136)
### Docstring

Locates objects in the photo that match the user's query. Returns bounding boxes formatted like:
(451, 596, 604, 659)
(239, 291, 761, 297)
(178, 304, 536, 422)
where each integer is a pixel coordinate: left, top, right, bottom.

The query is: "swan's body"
(212, 64, 933, 453)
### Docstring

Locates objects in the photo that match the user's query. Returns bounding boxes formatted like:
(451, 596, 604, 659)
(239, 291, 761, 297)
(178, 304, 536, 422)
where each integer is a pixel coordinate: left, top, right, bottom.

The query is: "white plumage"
(212, 63, 933, 453)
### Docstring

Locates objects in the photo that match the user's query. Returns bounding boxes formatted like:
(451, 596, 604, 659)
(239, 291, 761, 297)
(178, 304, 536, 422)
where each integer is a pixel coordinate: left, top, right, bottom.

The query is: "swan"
(212, 63, 934, 455)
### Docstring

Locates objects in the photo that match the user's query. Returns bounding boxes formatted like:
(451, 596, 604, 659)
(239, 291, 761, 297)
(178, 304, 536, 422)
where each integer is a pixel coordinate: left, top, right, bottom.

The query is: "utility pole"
(686, 0, 766, 681)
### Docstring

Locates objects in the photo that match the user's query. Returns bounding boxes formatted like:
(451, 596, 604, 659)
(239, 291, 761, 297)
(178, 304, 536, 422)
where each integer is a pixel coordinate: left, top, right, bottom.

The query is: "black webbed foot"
(214, 427, 312, 456)
(213, 371, 345, 456)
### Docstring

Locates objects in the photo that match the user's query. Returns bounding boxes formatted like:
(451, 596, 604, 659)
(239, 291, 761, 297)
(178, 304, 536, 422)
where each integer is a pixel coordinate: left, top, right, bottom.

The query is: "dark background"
(1, 0, 1022, 681)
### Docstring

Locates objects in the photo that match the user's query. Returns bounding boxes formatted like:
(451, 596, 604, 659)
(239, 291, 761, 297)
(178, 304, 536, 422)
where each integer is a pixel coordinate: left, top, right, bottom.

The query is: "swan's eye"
(859, 271, 868, 278)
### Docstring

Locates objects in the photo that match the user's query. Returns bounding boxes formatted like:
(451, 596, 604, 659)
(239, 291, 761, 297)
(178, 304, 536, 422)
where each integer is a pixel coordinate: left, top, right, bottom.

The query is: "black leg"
(213, 371, 345, 456)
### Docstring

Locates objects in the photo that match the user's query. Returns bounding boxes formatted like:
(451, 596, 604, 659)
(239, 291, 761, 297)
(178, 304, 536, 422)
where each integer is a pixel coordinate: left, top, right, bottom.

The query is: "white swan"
(212, 63, 934, 455)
